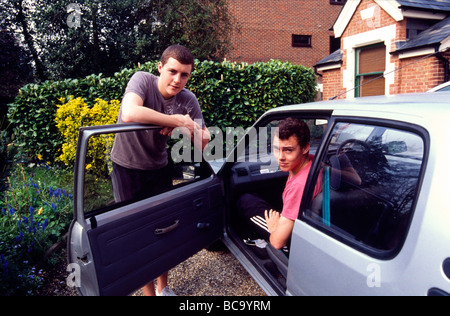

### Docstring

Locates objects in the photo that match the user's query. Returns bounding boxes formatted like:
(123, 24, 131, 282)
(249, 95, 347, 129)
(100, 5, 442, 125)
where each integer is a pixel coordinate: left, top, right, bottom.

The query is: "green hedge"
(8, 60, 316, 162)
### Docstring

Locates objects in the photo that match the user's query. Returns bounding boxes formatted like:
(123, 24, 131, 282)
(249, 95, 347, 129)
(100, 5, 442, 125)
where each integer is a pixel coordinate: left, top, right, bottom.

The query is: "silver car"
(68, 92, 450, 296)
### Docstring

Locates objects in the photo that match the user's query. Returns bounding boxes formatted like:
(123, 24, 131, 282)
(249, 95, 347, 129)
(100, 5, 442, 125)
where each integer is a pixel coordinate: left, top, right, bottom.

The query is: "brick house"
(315, 0, 450, 100)
(226, 0, 345, 68)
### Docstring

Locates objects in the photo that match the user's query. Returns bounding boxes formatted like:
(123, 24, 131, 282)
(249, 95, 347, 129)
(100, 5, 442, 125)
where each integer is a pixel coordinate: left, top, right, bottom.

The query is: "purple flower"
(42, 219, 49, 231)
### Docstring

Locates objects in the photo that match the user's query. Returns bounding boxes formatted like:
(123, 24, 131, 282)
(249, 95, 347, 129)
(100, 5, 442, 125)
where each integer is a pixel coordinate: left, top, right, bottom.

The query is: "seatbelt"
(322, 167, 331, 227)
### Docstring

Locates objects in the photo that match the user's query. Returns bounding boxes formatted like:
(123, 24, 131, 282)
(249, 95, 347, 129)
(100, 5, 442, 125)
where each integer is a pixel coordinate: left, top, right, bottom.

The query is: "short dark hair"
(278, 118, 310, 148)
(161, 44, 195, 72)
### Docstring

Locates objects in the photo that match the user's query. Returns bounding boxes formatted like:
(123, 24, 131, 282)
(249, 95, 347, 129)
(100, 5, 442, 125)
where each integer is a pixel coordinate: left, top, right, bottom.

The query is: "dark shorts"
(111, 163, 173, 203)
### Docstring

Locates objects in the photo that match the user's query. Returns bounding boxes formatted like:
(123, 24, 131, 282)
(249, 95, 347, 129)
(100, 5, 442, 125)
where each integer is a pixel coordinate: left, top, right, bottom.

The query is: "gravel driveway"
(41, 246, 265, 296)
(133, 249, 266, 296)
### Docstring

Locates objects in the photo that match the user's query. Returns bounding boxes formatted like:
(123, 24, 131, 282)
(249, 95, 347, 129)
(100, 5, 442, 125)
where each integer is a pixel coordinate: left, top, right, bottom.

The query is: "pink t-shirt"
(281, 155, 322, 221)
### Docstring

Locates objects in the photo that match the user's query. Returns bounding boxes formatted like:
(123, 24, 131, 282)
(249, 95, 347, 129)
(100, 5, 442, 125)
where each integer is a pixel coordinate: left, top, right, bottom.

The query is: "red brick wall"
(226, 0, 344, 67)
(320, 0, 449, 99)
(394, 53, 449, 94)
(322, 68, 346, 100)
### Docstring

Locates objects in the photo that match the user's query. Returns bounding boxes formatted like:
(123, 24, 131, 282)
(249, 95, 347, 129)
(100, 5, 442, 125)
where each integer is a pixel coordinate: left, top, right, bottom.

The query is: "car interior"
(223, 119, 425, 291)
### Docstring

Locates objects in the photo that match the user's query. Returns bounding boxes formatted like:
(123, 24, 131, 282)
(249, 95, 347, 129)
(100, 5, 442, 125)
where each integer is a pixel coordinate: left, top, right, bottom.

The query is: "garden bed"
(0, 163, 74, 295)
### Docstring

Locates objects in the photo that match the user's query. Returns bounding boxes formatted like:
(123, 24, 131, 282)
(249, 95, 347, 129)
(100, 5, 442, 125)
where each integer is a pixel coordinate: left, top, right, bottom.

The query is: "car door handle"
(193, 198, 204, 209)
(155, 220, 180, 235)
(444, 258, 450, 280)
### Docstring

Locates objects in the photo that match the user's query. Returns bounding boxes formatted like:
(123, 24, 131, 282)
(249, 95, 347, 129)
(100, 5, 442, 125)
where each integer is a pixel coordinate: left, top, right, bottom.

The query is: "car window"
(437, 85, 450, 92)
(234, 117, 328, 163)
(304, 122, 426, 257)
(83, 129, 212, 215)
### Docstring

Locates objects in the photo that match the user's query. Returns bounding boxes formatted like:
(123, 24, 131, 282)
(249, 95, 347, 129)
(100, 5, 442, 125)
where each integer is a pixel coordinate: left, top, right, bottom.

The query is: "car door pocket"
(154, 219, 180, 235)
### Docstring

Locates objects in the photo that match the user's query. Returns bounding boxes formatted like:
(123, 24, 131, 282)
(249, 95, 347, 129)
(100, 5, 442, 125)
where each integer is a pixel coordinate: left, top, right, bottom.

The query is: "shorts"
(111, 162, 173, 203)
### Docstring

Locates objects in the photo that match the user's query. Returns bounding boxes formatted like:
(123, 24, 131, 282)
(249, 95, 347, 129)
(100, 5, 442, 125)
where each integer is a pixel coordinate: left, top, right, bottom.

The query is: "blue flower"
(2, 208, 5, 216)
(29, 206, 34, 217)
(42, 219, 49, 231)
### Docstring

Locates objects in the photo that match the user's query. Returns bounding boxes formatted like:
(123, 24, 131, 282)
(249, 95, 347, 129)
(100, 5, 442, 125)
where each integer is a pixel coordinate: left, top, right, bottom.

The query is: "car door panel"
(88, 180, 223, 296)
(68, 124, 223, 296)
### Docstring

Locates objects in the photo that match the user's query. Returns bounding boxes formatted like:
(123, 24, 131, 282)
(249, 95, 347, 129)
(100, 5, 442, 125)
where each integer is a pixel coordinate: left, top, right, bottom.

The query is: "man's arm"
(265, 210, 295, 250)
(121, 92, 200, 136)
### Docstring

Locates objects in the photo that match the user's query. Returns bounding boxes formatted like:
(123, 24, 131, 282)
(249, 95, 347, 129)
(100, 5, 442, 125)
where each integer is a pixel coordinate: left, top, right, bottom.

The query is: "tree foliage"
(0, 0, 236, 81)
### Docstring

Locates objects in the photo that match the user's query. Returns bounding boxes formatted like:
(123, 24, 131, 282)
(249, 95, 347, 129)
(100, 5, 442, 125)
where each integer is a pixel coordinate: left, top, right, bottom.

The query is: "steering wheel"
(337, 139, 371, 155)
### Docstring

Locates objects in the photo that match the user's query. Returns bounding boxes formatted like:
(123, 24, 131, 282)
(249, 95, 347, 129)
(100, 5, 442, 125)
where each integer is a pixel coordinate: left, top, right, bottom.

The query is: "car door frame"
(68, 123, 224, 296)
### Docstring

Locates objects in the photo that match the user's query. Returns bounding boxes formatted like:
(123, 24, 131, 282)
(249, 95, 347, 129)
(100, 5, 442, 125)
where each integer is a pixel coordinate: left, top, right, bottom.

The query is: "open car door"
(67, 124, 224, 296)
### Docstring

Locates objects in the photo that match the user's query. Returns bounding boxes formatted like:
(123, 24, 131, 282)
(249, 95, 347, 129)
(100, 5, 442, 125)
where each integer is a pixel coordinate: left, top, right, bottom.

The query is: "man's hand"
(265, 209, 294, 250)
(265, 209, 281, 234)
(173, 114, 201, 138)
(160, 127, 174, 136)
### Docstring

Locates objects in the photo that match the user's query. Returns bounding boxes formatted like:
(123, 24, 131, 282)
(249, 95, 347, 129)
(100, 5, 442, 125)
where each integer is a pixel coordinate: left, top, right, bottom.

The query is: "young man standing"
(239, 118, 322, 250)
(110, 45, 210, 296)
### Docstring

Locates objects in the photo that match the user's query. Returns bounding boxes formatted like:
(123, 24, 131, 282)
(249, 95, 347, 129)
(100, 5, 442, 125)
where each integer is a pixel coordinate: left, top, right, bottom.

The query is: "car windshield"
(331, 124, 423, 160)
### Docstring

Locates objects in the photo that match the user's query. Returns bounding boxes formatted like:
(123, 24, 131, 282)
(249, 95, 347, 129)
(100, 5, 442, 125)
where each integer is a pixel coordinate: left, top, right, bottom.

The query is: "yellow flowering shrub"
(55, 97, 120, 175)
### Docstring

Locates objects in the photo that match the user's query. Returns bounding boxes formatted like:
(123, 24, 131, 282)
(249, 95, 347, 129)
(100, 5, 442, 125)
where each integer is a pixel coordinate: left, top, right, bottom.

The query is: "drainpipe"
(436, 47, 449, 82)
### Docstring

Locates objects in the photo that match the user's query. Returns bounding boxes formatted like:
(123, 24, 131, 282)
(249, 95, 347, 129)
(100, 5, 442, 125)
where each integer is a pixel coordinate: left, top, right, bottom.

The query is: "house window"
(292, 35, 312, 48)
(355, 44, 386, 97)
(330, 36, 341, 54)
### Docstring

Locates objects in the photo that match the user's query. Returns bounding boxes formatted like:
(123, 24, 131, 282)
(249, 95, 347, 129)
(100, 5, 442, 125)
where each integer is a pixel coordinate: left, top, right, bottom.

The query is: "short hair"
(277, 117, 310, 148)
(161, 44, 195, 72)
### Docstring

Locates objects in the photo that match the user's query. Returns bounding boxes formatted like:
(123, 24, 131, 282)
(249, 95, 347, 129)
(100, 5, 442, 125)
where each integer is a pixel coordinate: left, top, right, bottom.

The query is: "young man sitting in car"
(238, 118, 322, 250)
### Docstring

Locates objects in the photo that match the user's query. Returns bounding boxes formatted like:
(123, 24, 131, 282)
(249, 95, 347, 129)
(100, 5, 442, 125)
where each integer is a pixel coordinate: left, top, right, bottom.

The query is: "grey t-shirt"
(111, 71, 205, 170)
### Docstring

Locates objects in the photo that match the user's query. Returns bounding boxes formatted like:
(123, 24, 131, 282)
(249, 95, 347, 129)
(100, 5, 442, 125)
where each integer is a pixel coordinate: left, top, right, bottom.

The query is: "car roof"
(266, 92, 450, 128)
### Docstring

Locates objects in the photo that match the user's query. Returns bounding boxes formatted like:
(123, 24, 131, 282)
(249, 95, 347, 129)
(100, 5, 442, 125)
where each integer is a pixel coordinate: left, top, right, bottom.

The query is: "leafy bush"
(7, 62, 157, 163)
(189, 59, 316, 129)
(55, 97, 120, 175)
(8, 59, 316, 163)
